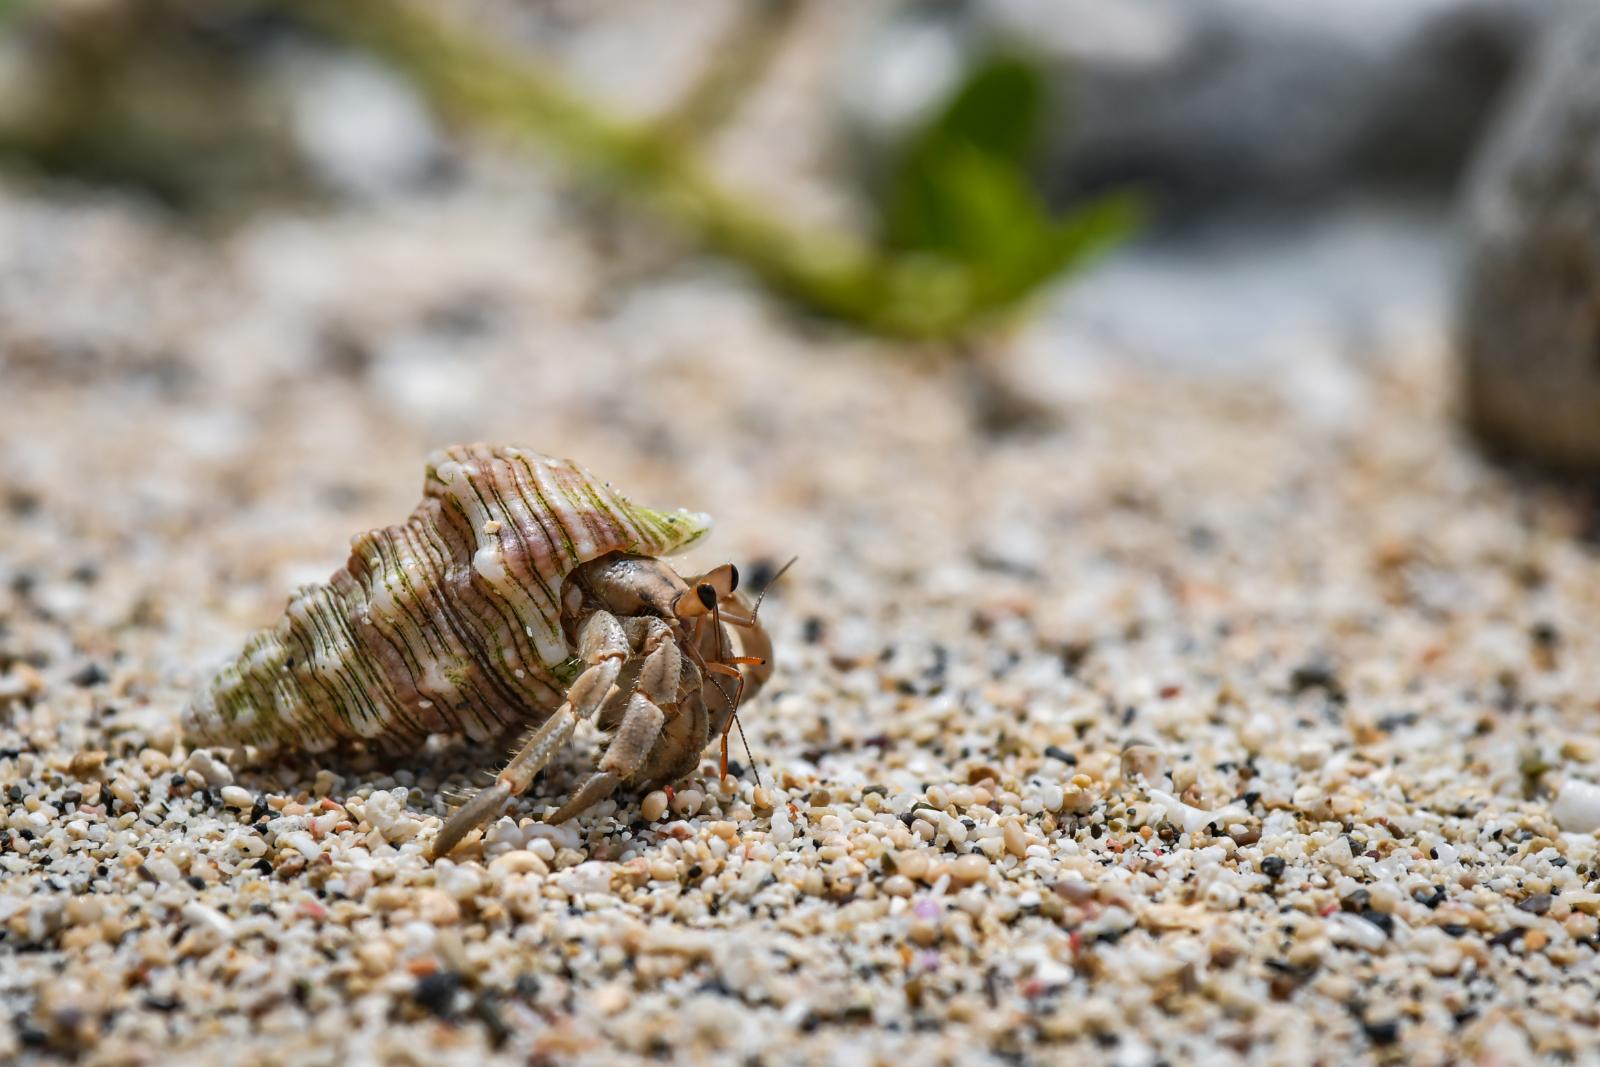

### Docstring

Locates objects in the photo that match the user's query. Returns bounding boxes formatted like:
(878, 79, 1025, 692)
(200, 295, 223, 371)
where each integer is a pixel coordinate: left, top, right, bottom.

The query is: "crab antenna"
(734, 708, 761, 788)
(727, 556, 793, 788)
(751, 556, 798, 621)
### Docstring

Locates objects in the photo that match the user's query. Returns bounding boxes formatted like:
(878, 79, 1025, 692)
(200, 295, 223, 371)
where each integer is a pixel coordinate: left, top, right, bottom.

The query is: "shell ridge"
(500, 453, 582, 662)
(278, 589, 368, 747)
(473, 464, 566, 654)
(418, 501, 555, 710)
(332, 565, 439, 743)
(445, 458, 571, 690)
(333, 563, 440, 744)
(548, 463, 610, 561)
(399, 517, 529, 739)
(333, 568, 439, 741)
(291, 584, 386, 742)
(407, 455, 554, 734)
(320, 571, 424, 743)
(376, 527, 489, 727)
(509, 451, 583, 568)
(349, 534, 446, 733)
(229, 624, 290, 744)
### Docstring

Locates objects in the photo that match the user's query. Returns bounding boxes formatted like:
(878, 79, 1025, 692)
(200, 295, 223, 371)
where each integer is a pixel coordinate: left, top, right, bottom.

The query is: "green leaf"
(884, 53, 1049, 259)
(878, 49, 1141, 329)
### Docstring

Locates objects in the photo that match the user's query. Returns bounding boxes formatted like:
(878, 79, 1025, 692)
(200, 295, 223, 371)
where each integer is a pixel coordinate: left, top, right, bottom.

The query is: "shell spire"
(184, 445, 711, 751)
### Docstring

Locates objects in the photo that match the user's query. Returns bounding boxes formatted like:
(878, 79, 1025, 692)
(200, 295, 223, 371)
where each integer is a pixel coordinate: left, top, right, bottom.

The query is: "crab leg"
(429, 610, 629, 858)
(547, 618, 683, 823)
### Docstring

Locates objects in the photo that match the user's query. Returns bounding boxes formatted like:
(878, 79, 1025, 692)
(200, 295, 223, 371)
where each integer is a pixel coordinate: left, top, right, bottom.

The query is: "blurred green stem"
(295, 0, 1130, 340)
(656, 0, 803, 144)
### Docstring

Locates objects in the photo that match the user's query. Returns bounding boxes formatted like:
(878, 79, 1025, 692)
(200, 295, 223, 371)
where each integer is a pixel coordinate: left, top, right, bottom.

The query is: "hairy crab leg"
(429, 610, 629, 858)
(548, 621, 682, 823)
(546, 692, 661, 822)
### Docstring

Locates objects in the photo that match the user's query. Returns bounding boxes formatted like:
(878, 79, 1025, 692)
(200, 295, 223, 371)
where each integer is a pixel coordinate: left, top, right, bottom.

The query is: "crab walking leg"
(547, 619, 683, 823)
(546, 692, 665, 822)
(639, 689, 709, 788)
(430, 610, 630, 858)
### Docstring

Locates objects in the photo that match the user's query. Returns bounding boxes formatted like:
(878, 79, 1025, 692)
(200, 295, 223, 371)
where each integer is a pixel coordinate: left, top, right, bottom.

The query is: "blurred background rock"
(1459, 2, 1600, 471)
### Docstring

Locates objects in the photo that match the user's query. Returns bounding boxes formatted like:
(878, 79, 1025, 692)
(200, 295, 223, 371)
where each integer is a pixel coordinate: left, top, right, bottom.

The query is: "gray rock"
(841, 0, 1552, 221)
(1460, 6, 1600, 469)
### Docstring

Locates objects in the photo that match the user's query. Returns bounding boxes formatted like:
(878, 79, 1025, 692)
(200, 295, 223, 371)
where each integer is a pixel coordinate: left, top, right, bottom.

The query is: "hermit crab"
(184, 444, 774, 858)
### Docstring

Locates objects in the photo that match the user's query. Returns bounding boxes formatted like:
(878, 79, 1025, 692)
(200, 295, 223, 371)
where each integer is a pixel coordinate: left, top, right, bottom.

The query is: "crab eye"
(696, 583, 718, 610)
(727, 564, 739, 593)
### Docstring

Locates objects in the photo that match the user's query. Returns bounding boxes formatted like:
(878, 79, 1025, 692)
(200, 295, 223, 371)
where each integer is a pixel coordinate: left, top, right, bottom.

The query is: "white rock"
(362, 788, 420, 843)
(1148, 789, 1248, 835)
(1553, 779, 1600, 834)
(281, 830, 322, 861)
(1328, 912, 1388, 952)
(182, 902, 236, 942)
(556, 861, 613, 897)
(181, 749, 234, 788)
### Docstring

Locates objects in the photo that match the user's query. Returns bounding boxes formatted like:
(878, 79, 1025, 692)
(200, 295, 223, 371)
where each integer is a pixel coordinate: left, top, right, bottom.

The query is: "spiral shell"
(184, 445, 711, 752)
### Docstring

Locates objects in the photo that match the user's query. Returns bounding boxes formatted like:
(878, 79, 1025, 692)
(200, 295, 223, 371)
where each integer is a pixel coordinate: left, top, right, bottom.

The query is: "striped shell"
(184, 445, 711, 752)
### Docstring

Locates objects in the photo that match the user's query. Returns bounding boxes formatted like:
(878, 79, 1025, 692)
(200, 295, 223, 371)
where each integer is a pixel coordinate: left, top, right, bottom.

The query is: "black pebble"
(414, 972, 461, 1017)
(1357, 909, 1394, 936)
(1413, 885, 1447, 910)
(1488, 927, 1525, 948)
(1362, 1019, 1400, 1046)
(70, 663, 107, 687)
(744, 559, 778, 593)
(1289, 661, 1342, 698)
(1517, 892, 1553, 915)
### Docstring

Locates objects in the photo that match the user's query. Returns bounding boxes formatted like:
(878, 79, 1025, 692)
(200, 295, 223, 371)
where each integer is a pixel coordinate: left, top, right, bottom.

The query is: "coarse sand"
(4, 173, 1600, 1067)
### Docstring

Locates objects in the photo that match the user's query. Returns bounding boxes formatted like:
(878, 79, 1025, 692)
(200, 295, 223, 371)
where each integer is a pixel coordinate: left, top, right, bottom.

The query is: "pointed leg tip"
(429, 781, 513, 860)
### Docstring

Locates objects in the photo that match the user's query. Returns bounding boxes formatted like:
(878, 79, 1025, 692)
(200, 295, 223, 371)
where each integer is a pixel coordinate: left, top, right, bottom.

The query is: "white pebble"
(1553, 779, 1600, 834)
(182, 902, 236, 942)
(181, 749, 234, 788)
(641, 790, 669, 822)
(1148, 789, 1248, 835)
(281, 831, 321, 861)
(363, 789, 420, 843)
(557, 861, 613, 896)
(220, 786, 253, 810)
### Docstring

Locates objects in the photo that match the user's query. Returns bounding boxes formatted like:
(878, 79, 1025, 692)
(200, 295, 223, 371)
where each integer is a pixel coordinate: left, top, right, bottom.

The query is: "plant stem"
(293, 0, 1000, 339)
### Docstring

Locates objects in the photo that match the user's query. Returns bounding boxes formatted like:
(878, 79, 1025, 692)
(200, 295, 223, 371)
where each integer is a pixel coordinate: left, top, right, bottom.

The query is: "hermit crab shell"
(184, 445, 710, 752)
